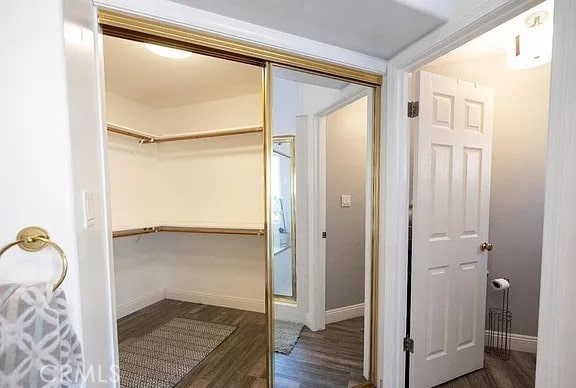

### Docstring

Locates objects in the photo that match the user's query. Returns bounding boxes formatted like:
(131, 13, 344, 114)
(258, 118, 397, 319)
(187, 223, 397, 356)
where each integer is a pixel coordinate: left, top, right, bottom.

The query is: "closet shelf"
(107, 123, 263, 143)
(112, 226, 265, 238)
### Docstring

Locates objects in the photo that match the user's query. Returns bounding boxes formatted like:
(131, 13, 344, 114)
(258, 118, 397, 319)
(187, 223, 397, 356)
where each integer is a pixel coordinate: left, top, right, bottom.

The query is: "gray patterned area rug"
(119, 318, 236, 388)
(275, 320, 304, 355)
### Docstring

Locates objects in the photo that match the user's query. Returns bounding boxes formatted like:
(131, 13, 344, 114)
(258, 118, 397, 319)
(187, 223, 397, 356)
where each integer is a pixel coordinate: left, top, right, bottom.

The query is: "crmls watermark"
(40, 364, 120, 384)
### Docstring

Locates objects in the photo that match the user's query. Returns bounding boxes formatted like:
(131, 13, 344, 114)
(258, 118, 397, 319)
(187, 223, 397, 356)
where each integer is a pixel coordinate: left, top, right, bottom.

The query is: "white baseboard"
(116, 290, 165, 319)
(325, 303, 364, 324)
(165, 289, 265, 313)
(274, 300, 307, 323)
(484, 331, 538, 354)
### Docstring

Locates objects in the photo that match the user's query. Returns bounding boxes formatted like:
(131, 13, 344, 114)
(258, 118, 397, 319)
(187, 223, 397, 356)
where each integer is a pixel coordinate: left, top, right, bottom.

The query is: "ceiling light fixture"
(507, 11, 553, 70)
(145, 43, 192, 59)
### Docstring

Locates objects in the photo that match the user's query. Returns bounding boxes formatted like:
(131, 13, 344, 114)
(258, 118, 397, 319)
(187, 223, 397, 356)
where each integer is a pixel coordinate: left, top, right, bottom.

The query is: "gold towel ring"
(0, 228, 68, 291)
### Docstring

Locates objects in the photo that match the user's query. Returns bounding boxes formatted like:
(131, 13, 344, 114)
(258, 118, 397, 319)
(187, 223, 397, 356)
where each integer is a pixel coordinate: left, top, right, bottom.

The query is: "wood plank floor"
(437, 350, 536, 388)
(118, 300, 369, 388)
(118, 299, 268, 387)
(274, 317, 368, 388)
(118, 301, 534, 388)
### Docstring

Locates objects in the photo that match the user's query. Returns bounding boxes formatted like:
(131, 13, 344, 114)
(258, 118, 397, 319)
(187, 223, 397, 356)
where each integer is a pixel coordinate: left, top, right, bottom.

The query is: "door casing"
(381, 0, 573, 387)
(307, 86, 375, 378)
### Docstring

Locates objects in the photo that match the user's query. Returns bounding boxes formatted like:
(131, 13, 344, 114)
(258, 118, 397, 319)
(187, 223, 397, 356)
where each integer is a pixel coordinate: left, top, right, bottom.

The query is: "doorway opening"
(102, 33, 269, 386)
(407, 1, 553, 387)
(97, 11, 382, 388)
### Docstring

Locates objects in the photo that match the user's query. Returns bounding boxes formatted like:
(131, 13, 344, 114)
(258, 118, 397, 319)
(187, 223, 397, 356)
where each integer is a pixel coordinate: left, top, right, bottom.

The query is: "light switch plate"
(83, 191, 95, 228)
(341, 194, 352, 207)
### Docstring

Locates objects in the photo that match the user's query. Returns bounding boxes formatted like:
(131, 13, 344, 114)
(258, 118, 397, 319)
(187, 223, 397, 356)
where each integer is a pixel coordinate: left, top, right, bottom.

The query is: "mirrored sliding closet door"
(269, 66, 378, 387)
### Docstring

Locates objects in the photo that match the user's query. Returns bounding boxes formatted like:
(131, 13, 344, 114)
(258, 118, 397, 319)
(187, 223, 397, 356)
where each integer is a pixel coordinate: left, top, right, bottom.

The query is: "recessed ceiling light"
(145, 43, 191, 59)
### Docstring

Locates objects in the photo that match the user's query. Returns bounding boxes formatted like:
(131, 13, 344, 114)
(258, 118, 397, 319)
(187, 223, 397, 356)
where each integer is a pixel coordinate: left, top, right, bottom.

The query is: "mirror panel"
(270, 65, 376, 387)
(273, 136, 296, 300)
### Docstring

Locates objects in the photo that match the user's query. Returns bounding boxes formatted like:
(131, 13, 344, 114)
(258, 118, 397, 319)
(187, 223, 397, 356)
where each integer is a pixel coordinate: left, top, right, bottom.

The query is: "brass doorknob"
(481, 242, 493, 252)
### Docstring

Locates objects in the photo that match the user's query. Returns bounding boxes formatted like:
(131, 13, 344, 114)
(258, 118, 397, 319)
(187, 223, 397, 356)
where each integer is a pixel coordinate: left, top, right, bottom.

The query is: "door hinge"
(403, 337, 414, 353)
(322, 231, 327, 239)
(408, 101, 419, 118)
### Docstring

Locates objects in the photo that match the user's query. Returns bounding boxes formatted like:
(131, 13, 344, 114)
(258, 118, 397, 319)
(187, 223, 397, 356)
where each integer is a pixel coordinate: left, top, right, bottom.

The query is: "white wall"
(156, 136, 264, 228)
(273, 248, 294, 296)
(108, 135, 160, 230)
(113, 235, 166, 317)
(106, 92, 158, 133)
(107, 91, 265, 230)
(107, 89, 265, 315)
(160, 93, 262, 134)
(1, 0, 117, 385)
(424, 53, 550, 337)
(163, 233, 265, 311)
(106, 92, 262, 135)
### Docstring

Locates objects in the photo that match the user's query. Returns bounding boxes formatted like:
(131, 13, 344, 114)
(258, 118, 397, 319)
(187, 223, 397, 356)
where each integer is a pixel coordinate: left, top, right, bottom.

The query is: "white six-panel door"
(410, 71, 494, 387)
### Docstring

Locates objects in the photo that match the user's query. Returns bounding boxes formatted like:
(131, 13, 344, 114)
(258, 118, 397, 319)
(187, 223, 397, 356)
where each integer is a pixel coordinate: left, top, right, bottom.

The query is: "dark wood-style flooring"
(437, 350, 536, 388)
(118, 299, 268, 387)
(118, 300, 536, 388)
(274, 317, 368, 388)
(118, 300, 369, 388)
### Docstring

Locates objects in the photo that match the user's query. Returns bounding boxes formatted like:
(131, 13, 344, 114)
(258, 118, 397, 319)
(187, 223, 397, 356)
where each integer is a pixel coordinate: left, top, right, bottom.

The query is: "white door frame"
(307, 87, 374, 378)
(307, 86, 370, 332)
(380, 0, 575, 387)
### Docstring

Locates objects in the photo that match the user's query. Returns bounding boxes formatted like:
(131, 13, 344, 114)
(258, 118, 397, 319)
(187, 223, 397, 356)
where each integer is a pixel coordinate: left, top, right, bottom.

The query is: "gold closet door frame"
(98, 9, 381, 387)
(98, 9, 382, 86)
(266, 70, 381, 388)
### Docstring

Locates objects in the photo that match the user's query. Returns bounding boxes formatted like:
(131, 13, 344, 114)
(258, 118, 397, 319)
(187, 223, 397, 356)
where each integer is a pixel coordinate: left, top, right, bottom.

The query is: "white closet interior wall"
(107, 91, 265, 318)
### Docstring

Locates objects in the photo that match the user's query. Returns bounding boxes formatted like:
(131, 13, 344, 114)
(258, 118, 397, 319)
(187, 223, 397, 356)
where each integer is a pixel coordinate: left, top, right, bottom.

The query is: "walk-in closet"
(103, 35, 267, 387)
(97, 10, 381, 386)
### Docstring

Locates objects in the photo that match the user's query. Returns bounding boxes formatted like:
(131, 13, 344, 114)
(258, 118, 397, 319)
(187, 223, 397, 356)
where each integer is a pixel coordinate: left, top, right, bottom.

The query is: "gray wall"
(424, 54, 550, 336)
(325, 97, 367, 310)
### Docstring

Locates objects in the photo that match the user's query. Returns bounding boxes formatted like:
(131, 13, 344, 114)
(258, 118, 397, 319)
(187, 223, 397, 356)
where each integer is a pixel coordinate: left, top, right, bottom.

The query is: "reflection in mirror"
(273, 136, 296, 301)
(270, 66, 376, 387)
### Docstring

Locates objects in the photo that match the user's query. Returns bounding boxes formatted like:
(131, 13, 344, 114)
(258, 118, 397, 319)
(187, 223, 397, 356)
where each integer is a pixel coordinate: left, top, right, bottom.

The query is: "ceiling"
(429, 1, 554, 66)
(104, 1, 552, 109)
(103, 35, 262, 109)
(168, 0, 449, 59)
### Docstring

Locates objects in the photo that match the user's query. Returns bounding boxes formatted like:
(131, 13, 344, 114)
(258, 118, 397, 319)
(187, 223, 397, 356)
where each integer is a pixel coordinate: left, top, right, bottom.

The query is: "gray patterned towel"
(0, 284, 83, 387)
